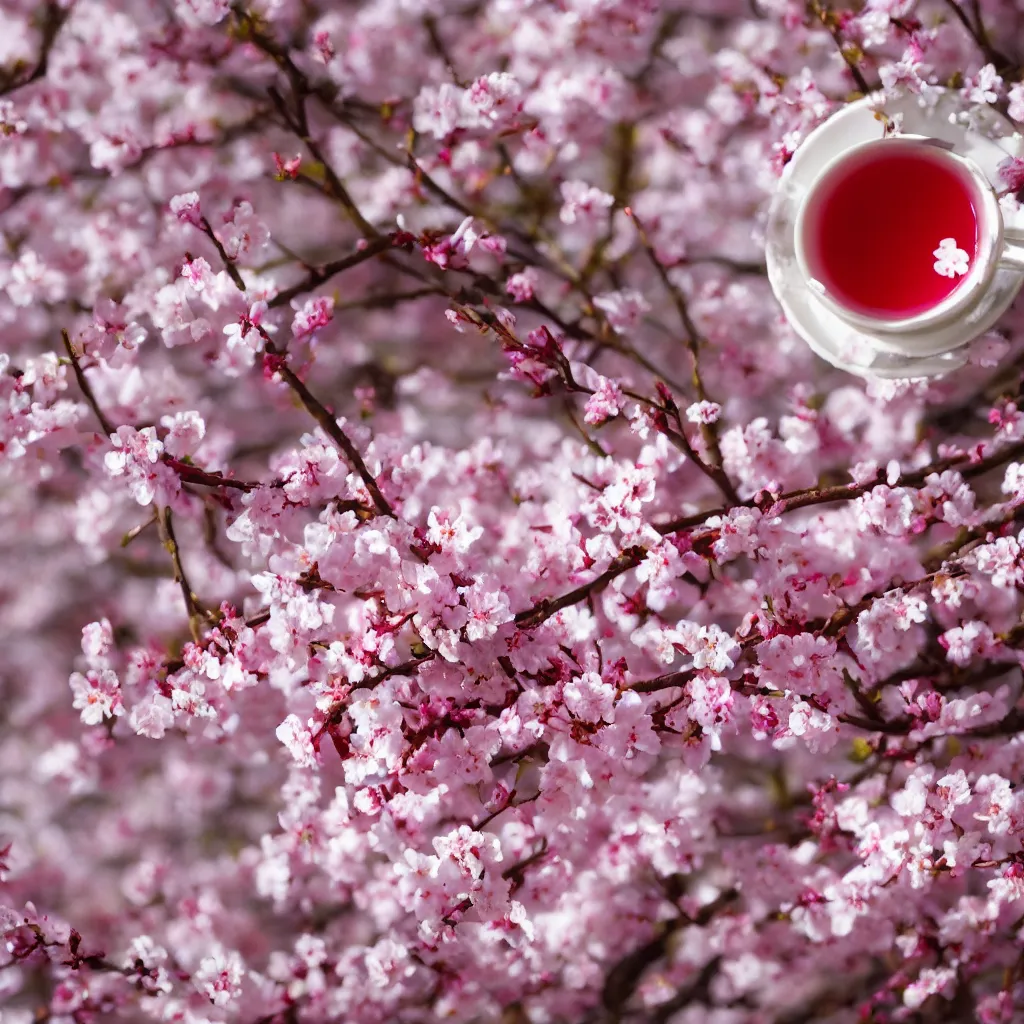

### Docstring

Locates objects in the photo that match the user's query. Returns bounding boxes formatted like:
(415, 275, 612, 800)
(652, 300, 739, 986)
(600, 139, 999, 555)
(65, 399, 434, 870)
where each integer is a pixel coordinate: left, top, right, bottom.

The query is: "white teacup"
(793, 136, 1024, 344)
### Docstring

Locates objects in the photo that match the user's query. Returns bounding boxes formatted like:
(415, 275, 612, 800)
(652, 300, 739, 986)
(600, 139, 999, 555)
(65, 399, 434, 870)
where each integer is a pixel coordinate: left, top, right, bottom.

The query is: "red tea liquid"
(803, 145, 980, 319)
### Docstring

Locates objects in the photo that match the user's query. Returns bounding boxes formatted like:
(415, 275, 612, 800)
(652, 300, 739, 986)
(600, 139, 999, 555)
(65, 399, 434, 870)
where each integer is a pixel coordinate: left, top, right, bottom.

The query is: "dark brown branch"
(630, 666, 698, 695)
(685, 254, 767, 275)
(514, 546, 647, 629)
(600, 891, 736, 1018)
(264, 81, 378, 238)
(0, 1, 69, 97)
(267, 235, 396, 308)
(659, 435, 1024, 536)
(939, 0, 1014, 71)
(163, 457, 260, 492)
(627, 210, 738, 503)
(61, 330, 115, 437)
(121, 512, 157, 548)
(157, 507, 206, 644)
(191, 163, 395, 520)
(422, 14, 468, 87)
(515, 436, 1024, 641)
(648, 957, 724, 1024)
(229, 14, 394, 245)
(264, 341, 396, 518)
(198, 217, 247, 291)
(333, 286, 442, 311)
(810, 1, 873, 95)
(602, 927, 680, 1014)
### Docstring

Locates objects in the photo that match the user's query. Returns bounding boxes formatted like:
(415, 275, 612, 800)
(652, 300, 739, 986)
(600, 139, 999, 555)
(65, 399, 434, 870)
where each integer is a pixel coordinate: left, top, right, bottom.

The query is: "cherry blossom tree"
(5, 0, 1024, 1021)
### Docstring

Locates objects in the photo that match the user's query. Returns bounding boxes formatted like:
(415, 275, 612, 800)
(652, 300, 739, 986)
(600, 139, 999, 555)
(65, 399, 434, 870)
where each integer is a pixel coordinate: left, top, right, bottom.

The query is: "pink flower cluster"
(5, 0, 1024, 1021)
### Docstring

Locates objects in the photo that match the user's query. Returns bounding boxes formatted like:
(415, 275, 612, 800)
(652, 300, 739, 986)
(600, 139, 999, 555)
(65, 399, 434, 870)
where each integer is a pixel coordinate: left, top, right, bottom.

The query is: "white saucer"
(766, 88, 1024, 379)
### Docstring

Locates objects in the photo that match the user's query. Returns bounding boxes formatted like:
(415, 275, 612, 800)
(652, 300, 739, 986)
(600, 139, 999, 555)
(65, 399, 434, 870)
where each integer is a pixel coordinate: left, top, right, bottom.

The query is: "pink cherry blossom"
(5, 3, 1024, 1021)
(193, 947, 245, 1006)
(559, 179, 614, 228)
(563, 671, 616, 723)
(593, 288, 651, 333)
(69, 669, 124, 725)
(160, 410, 206, 458)
(686, 400, 722, 424)
(169, 191, 202, 227)
(583, 375, 624, 425)
(1009, 82, 1024, 123)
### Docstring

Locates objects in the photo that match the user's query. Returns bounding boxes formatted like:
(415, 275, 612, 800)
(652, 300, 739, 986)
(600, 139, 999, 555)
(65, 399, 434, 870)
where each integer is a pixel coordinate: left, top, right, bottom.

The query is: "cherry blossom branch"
(157, 507, 206, 644)
(457, 262, 692, 391)
(683, 254, 767, 276)
(820, 567, 964, 639)
(331, 286, 444, 312)
(267, 235, 397, 309)
(162, 457, 260, 492)
(514, 547, 647, 629)
(809, 1, 873, 95)
(922, 502, 1024, 572)
(0, 1, 70, 98)
(61, 329, 114, 437)
(513, 434, 1024, 637)
(627, 210, 737, 503)
(647, 956, 725, 1023)
(270, 91, 379, 238)
(121, 512, 157, 548)
(580, 121, 636, 284)
(13, 5, 1024, 1021)
(263, 341, 396, 518)
(630, 569, 958, 702)
(232, 0, 732, 405)
(192, 181, 398, 520)
(660, 435, 1024, 536)
(421, 13, 469, 88)
(601, 890, 737, 1017)
(939, 0, 1014, 73)
(197, 217, 246, 291)
(657, 388, 741, 505)
(1, 114, 271, 221)
(234, 19, 381, 241)
(64, 330, 226, 649)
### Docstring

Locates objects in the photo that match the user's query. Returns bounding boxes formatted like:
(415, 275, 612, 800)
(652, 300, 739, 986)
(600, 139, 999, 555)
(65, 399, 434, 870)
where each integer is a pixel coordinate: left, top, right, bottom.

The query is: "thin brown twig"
(267, 235, 396, 308)
(61, 330, 115, 437)
(198, 217, 246, 291)
(264, 341, 396, 518)
(333, 286, 444, 311)
(922, 503, 1024, 572)
(190, 161, 397, 520)
(810, 1, 873, 95)
(627, 210, 738, 503)
(157, 507, 206, 644)
(163, 457, 261, 492)
(685, 254, 768, 275)
(224, 10, 378, 237)
(659, 435, 1024, 536)
(515, 435, 1024, 634)
(422, 14, 468, 87)
(514, 546, 647, 628)
(121, 512, 158, 548)
(939, 0, 1014, 72)
(0, 1, 69, 98)
(265, 82, 379, 238)
(662, 421, 738, 499)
